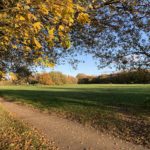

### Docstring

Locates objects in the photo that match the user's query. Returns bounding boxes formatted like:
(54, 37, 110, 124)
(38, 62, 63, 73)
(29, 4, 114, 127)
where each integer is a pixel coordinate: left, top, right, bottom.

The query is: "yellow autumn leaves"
(33, 22, 43, 33)
(0, 0, 91, 68)
(77, 13, 90, 25)
(1, 0, 90, 44)
(33, 37, 42, 49)
(39, 4, 49, 15)
(0, 106, 53, 149)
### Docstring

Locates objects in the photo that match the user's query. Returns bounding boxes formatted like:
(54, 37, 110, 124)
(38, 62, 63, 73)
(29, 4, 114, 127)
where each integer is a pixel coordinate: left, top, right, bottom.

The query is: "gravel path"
(0, 98, 148, 150)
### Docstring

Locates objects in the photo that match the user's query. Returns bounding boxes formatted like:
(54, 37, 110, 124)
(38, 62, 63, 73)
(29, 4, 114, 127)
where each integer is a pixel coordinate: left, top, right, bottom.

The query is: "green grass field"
(0, 84, 150, 147)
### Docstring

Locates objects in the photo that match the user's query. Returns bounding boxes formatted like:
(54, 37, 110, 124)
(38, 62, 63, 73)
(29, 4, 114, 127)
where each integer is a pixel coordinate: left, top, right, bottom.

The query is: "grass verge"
(0, 104, 57, 150)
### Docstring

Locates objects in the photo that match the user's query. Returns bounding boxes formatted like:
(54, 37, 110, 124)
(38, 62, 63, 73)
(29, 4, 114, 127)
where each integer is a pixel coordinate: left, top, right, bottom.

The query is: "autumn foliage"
(0, 0, 90, 72)
(1, 0, 149, 73)
(77, 70, 150, 84)
(33, 72, 77, 85)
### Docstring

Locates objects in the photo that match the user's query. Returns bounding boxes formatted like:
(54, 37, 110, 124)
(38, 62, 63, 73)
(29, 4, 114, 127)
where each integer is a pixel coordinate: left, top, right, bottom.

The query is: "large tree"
(71, 0, 150, 69)
(0, 0, 149, 74)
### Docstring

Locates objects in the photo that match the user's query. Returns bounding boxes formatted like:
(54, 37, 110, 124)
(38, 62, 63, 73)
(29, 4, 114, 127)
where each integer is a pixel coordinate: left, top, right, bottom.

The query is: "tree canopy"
(0, 0, 149, 75)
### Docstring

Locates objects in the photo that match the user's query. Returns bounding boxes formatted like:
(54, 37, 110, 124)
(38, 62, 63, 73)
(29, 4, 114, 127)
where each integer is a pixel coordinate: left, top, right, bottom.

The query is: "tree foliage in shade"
(0, 0, 149, 74)
(71, 0, 150, 69)
(77, 69, 150, 84)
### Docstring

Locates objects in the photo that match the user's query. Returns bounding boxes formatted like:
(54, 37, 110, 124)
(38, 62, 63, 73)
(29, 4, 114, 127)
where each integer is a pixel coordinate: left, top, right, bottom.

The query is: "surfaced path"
(0, 98, 148, 150)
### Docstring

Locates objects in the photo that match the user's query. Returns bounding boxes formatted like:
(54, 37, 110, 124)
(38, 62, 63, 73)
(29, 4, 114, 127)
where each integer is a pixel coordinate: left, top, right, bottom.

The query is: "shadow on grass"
(0, 88, 149, 115)
(0, 88, 150, 147)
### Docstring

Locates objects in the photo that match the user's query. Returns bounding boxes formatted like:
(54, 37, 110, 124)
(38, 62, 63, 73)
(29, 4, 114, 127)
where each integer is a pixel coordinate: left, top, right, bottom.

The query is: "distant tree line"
(1, 68, 150, 85)
(76, 70, 150, 84)
(8, 71, 77, 85)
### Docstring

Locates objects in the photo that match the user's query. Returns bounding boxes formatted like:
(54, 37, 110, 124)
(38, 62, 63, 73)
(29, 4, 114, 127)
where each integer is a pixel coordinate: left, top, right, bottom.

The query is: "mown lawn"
(0, 104, 56, 150)
(0, 84, 150, 147)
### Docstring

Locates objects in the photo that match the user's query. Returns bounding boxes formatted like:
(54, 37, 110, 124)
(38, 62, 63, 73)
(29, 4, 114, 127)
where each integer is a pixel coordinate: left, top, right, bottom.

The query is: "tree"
(14, 66, 32, 80)
(49, 71, 67, 85)
(71, 0, 150, 70)
(8, 66, 32, 83)
(36, 71, 77, 85)
(0, 0, 90, 73)
(76, 69, 150, 84)
(0, 0, 149, 73)
(37, 73, 54, 85)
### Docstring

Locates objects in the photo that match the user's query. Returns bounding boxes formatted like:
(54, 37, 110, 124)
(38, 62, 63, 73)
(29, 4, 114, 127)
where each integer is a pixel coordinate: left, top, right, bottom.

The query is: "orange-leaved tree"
(0, 0, 90, 73)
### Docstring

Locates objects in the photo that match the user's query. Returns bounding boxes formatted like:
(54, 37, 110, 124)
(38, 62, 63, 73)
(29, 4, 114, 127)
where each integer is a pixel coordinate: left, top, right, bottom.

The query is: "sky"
(37, 31, 149, 77)
(38, 55, 116, 77)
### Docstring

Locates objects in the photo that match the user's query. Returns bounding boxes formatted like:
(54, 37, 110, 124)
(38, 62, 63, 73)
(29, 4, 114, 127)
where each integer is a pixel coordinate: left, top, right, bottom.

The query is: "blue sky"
(38, 55, 116, 77)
